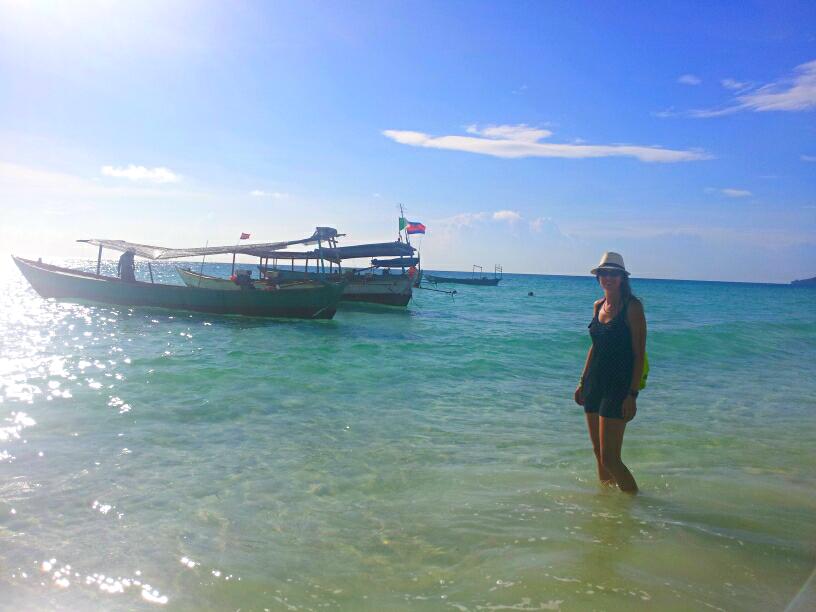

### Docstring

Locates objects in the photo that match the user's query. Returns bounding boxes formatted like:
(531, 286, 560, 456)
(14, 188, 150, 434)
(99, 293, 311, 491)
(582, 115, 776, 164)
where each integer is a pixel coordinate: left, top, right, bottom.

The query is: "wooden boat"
(425, 274, 500, 286)
(254, 237, 420, 307)
(179, 266, 416, 307)
(426, 265, 502, 286)
(13, 256, 345, 320)
(270, 268, 415, 306)
(176, 267, 325, 291)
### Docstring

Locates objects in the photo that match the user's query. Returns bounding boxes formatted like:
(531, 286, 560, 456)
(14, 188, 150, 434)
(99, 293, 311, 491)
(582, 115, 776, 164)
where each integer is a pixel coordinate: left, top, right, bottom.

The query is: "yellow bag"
(639, 352, 649, 390)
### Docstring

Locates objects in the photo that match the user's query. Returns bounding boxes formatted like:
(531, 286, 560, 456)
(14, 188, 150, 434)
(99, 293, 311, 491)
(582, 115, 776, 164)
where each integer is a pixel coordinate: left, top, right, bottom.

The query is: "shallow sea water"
(1, 259, 815, 611)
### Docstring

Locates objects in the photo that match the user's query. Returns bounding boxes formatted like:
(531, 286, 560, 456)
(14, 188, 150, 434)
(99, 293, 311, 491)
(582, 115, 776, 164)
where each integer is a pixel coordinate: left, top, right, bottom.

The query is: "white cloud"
(529, 216, 550, 232)
(722, 188, 752, 198)
(492, 209, 522, 223)
(101, 164, 180, 183)
(721, 78, 751, 91)
(528, 216, 572, 239)
(434, 212, 488, 229)
(801, 155, 816, 162)
(250, 190, 288, 199)
(738, 60, 816, 112)
(706, 187, 752, 198)
(689, 59, 816, 117)
(678, 74, 702, 85)
(466, 123, 552, 141)
(383, 124, 708, 163)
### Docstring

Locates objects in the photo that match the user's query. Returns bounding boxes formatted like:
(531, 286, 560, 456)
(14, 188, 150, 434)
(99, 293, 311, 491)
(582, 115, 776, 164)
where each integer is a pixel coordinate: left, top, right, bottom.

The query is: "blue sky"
(1, 0, 814, 282)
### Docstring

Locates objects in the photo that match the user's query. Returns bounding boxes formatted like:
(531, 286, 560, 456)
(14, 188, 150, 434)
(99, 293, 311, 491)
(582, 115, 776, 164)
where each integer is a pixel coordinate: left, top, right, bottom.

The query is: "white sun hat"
(590, 251, 630, 276)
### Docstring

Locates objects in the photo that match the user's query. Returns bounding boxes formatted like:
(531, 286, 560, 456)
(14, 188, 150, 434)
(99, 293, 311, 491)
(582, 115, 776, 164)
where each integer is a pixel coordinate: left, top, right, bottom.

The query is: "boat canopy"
(255, 241, 415, 262)
(78, 227, 342, 260)
(371, 257, 420, 268)
(322, 242, 415, 261)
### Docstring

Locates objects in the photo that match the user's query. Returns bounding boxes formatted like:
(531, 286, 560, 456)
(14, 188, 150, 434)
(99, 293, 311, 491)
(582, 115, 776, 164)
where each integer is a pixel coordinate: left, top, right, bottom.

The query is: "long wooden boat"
(177, 267, 326, 291)
(267, 269, 415, 307)
(13, 257, 344, 319)
(181, 267, 414, 307)
(426, 264, 502, 287)
(425, 274, 500, 286)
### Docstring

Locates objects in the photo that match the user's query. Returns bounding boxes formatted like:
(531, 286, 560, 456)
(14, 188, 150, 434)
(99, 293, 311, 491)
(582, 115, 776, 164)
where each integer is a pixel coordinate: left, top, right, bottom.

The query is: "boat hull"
(426, 274, 500, 286)
(176, 267, 326, 291)
(13, 257, 344, 319)
(264, 269, 414, 306)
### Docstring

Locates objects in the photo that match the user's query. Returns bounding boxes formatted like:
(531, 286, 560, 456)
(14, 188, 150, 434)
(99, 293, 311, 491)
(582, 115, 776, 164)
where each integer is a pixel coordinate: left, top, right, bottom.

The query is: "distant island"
(791, 276, 816, 286)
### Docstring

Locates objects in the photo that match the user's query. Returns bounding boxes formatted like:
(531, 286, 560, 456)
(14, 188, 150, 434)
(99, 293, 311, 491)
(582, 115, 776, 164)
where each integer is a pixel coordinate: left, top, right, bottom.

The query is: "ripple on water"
(0, 263, 815, 611)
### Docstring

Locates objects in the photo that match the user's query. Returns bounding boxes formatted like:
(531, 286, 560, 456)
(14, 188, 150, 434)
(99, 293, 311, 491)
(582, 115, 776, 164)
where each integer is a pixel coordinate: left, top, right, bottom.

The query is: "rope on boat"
(416, 285, 457, 296)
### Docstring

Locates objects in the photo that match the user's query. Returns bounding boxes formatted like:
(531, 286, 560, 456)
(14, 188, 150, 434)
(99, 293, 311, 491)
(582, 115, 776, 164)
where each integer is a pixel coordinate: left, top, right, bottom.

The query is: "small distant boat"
(13, 232, 346, 319)
(426, 265, 502, 286)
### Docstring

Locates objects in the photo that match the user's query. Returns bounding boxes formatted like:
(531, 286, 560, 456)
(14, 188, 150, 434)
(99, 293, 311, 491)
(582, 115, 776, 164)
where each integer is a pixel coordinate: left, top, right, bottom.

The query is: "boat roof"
(256, 241, 415, 262)
(79, 227, 343, 260)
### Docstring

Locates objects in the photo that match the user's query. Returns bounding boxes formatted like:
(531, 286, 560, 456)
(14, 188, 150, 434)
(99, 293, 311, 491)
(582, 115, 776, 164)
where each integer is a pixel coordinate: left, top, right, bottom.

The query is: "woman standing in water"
(574, 252, 646, 493)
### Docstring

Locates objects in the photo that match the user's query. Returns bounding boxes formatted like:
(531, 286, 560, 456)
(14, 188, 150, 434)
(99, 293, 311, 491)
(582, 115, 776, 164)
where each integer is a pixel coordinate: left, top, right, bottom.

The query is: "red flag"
(405, 221, 426, 235)
(240, 232, 250, 240)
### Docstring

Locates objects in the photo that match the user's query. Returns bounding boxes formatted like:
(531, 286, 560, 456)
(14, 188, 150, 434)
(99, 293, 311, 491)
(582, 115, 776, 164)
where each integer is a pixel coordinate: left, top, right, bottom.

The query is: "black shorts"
(583, 393, 625, 419)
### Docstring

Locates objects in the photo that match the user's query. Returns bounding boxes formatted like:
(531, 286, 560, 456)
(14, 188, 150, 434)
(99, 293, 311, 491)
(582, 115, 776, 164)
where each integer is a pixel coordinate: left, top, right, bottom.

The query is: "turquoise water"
(1, 259, 815, 611)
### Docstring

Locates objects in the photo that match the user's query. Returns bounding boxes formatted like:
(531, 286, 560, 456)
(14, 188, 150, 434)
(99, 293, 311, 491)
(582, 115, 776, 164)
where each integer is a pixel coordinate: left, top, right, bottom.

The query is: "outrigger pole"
(197, 240, 208, 287)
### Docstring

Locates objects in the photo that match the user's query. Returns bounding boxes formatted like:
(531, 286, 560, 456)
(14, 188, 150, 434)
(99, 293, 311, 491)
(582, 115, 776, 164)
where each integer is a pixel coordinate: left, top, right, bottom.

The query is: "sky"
(0, 0, 814, 283)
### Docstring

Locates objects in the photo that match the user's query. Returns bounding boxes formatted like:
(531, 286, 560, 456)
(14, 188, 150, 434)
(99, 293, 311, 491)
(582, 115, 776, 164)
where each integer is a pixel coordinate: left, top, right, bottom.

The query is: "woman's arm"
(628, 299, 646, 388)
(575, 300, 603, 405)
(574, 344, 592, 405)
(623, 299, 647, 420)
(580, 344, 594, 385)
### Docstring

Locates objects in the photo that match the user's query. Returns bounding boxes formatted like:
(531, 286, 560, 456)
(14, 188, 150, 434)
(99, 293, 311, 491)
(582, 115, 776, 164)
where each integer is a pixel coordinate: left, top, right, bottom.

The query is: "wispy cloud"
(721, 78, 751, 91)
(687, 60, 816, 117)
(436, 210, 569, 236)
(101, 164, 180, 183)
(383, 124, 708, 163)
(492, 209, 522, 222)
(678, 74, 701, 85)
(722, 188, 752, 198)
(435, 212, 488, 229)
(250, 190, 288, 198)
(802, 155, 816, 162)
(466, 124, 552, 141)
(706, 187, 752, 198)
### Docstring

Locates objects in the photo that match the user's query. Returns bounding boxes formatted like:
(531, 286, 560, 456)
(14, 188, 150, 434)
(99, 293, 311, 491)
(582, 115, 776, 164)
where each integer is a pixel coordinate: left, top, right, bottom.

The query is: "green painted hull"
(13, 257, 344, 320)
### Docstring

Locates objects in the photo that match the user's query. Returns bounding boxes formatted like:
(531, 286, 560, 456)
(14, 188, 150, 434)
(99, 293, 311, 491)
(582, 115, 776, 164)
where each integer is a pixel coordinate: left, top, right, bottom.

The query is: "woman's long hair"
(598, 273, 638, 306)
(621, 274, 634, 304)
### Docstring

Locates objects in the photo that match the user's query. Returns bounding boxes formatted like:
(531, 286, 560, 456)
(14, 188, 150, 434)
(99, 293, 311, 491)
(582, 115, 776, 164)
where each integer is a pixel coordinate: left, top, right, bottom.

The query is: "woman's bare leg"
(599, 416, 638, 493)
(585, 413, 614, 485)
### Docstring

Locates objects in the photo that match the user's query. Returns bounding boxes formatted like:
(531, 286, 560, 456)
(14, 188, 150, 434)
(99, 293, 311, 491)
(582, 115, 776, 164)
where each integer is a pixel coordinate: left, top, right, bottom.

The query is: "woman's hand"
(574, 385, 584, 406)
(622, 396, 637, 421)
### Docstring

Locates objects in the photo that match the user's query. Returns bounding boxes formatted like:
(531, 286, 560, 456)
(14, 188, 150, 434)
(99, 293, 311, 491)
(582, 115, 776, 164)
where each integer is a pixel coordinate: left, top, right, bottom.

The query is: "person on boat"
(117, 249, 136, 282)
(574, 252, 646, 493)
(233, 269, 255, 289)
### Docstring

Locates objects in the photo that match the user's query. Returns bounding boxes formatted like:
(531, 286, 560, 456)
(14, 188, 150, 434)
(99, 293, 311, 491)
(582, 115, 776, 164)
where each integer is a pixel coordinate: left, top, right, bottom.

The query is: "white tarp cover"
(78, 228, 340, 260)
